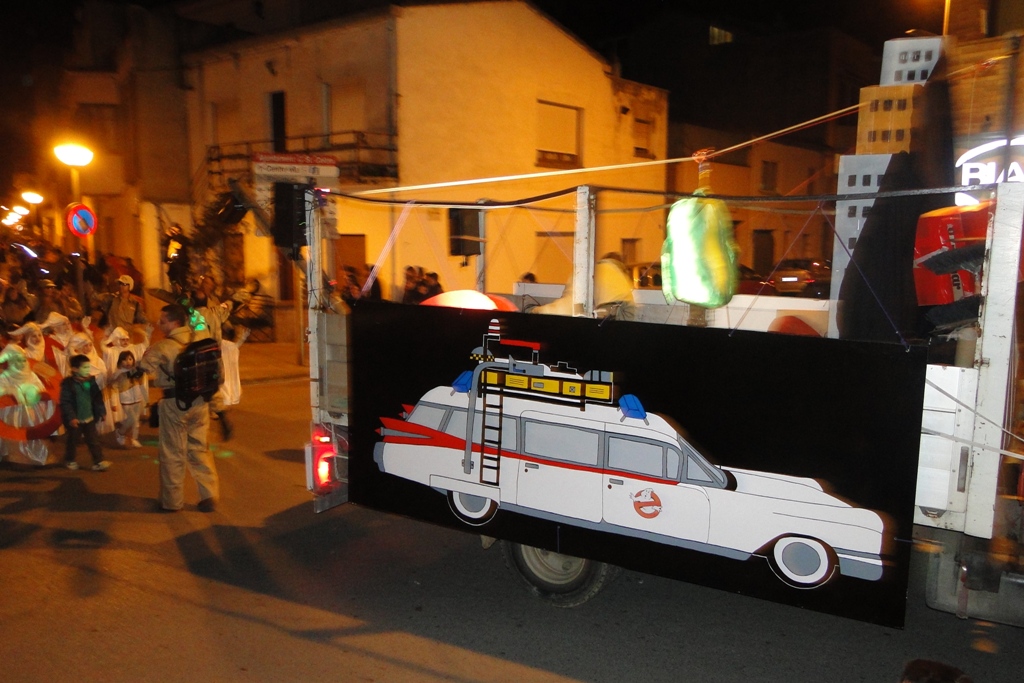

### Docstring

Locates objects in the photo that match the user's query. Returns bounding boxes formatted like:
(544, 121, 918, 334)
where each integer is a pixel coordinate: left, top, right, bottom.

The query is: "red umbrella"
(421, 290, 518, 311)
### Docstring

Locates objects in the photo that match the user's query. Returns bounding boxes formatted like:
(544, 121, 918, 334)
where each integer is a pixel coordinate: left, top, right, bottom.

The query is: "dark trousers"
(65, 419, 104, 466)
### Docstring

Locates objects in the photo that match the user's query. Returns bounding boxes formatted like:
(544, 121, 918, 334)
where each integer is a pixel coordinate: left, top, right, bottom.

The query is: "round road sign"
(65, 203, 97, 238)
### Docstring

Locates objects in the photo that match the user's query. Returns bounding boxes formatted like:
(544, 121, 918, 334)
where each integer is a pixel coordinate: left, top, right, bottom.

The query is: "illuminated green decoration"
(661, 192, 738, 308)
(189, 307, 208, 332)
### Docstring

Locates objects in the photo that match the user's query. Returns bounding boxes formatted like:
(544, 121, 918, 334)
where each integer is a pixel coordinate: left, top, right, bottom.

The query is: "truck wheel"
(447, 491, 497, 526)
(769, 536, 837, 588)
(499, 540, 620, 607)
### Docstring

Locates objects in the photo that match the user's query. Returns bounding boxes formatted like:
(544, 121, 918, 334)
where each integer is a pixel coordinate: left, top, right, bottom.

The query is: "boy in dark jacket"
(60, 353, 111, 471)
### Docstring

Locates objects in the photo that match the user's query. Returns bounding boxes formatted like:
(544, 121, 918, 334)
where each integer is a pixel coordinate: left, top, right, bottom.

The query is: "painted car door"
(515, 416, 603, 523)
(601, 436, 710, 543)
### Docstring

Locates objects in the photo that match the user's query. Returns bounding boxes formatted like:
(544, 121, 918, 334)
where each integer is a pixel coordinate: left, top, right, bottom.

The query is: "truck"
(298, 181, 1024, 627)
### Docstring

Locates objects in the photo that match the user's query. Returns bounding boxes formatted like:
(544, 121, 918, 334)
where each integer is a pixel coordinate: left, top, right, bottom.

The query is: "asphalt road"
(1, 378, 1022, 683)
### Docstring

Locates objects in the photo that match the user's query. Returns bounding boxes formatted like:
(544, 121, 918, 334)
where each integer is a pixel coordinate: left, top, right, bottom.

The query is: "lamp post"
(54, 143, 94, 302)
(54, 143, 94, 202)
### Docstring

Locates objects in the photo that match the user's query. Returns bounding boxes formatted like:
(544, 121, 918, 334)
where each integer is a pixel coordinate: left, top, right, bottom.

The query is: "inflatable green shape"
(661, 193, 738, 308)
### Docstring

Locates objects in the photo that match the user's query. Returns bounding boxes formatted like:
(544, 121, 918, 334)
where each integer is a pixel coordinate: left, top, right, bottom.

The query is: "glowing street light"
(54, 143, 94, 202)
(53, 143, 94, 167)
(20, 191, 43, 235)
(12, 205, 29, 215)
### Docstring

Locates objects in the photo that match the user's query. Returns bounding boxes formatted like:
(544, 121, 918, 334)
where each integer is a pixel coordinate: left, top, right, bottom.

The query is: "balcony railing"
(206, 130, 398, 188)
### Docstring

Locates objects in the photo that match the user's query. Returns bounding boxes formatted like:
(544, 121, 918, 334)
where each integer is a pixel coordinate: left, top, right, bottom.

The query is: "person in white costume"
(110, 349, 147, 448)
(102, 326, 151, 447)
(40, 312, 74, 376)
(0, 344, 55, 465)
(10, 322, 46, 362)
(218, 326, 249, 408)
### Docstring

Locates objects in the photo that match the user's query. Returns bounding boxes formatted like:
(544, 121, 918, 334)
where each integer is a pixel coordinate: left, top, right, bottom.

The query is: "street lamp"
(53, 143, 94, 202)
(20, 191, 42, 235)
(54, 143, 94, 298)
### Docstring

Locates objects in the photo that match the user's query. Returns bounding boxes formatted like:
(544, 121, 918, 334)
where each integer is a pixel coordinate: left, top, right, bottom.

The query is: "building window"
(862, 174, 871, 186)
(876, 175, 884, 185)
(867, 131, 877, 142)
(907, 70, 916, 81)
(633, 118, 654, 159)
(709, 26, 733, 45)
(72, 104, 123, 153)
(621, 238, 640, 264)
(894, 70, 903, 82)
(912, 50, 921, 62)
(847, 205, 858, 218)
(847, 174, 856, 187)
(897, 99, 907, 111)
(925, 50, 934, 60)
(537, 100, 581, 169)
(863, 205, 872, 217)
(870, 100, 879, 112)
(760, 160, 778, 192)
(883, 99, 893, 111)
(920, 69, 928, 80)
(899, 51, 908, 63)
(881, 130, 891, 142)
(895, 129, 905, 141)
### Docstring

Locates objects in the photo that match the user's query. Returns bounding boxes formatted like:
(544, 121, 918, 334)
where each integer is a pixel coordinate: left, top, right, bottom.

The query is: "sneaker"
(91, 460, 111, 472)
(129, 439, 143, 448)
(64, 461, 79, 470)
(115, 434, 126, 447)
(197, 497, 217, 513)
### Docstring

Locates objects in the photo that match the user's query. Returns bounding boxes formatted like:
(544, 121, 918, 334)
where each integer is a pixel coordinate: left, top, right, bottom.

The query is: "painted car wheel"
(770, 536, 836, 587)
(447, 491, 498, 525)
(499, 541, 620, 607)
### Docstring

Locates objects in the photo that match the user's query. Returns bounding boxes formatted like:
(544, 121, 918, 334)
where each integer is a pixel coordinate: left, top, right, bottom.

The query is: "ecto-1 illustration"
(373, 320, 886, 588)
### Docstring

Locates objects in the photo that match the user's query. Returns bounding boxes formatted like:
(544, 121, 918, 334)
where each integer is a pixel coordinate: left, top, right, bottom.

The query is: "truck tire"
(499, 540, 620, 607)
(769, 536, 837, 588)
(447, 491, 498, 526)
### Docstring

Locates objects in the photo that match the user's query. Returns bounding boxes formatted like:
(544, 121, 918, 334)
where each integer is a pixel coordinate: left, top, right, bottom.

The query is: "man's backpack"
(173, 337, 222, 410)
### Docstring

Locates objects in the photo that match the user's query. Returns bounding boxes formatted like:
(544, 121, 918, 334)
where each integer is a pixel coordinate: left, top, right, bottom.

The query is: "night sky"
(0, 0, 945, 200)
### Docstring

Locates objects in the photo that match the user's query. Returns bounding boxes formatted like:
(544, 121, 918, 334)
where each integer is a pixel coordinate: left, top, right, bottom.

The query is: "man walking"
(139, 303, 219, 512)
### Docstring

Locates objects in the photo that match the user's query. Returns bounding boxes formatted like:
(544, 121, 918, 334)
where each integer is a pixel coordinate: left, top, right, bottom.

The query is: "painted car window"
(444, 408, 518, 451)
(408, 403, 447, 430)
(608, 436, 663, 478)
(686, 455, 715, 483)
(523, 420, 599, 466)
(678, 436, 727, 487)
(666, 447, 681, 480)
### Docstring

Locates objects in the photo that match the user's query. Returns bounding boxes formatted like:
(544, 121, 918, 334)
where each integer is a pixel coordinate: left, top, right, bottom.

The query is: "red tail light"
(315, 450, 335, 489)
(310, 425, 338, 493)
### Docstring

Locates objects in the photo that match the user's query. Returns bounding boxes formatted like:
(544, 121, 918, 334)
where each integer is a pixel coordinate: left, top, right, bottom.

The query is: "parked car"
(631, 262, 777, 296)
(770, 259, 832, 298)
(737, 265, 778, 296)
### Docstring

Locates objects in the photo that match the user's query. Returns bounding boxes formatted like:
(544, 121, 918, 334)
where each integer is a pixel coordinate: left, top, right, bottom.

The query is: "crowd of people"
(334, 263, 445, 308)
(0, 232, 247, 513)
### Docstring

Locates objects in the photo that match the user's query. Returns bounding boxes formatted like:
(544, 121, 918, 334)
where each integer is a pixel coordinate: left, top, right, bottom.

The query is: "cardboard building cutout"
(350, 303, 926, 627)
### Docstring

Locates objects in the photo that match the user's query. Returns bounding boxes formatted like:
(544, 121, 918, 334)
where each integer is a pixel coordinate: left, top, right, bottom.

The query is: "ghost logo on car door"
(630, 488, 662, 519)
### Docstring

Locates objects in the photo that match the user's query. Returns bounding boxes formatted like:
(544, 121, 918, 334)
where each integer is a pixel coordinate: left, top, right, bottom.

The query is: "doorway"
(752, 230, 775, 277)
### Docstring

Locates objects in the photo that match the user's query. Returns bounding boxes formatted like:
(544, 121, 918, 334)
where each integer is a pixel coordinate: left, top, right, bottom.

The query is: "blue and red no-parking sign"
(65, 202, 96, 238)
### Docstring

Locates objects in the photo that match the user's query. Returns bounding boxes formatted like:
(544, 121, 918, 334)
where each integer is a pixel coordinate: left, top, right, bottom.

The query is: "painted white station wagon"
(374, 325, 886, 588)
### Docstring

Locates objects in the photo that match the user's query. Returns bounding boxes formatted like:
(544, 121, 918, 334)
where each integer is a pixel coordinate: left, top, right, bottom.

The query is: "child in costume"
(111, 350, 146, 448)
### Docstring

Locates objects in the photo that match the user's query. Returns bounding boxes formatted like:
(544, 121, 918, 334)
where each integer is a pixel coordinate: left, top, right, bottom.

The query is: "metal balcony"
(205, 130, 398, 190)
